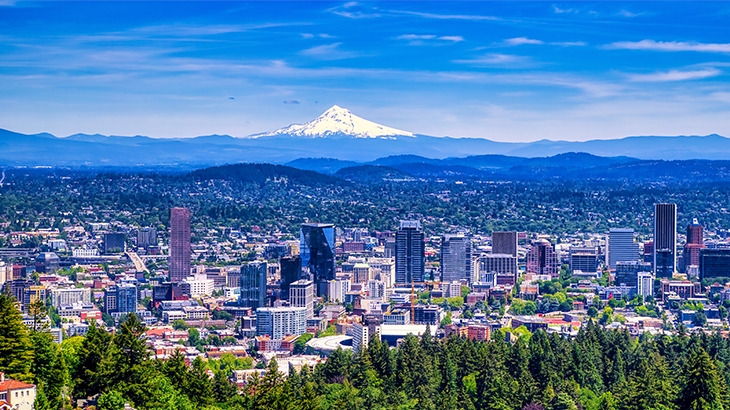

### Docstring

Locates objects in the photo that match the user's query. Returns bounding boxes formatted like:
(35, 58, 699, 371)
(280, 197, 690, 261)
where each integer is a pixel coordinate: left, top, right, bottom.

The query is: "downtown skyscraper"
(653, 203, 677, 278)
(169, 207, 191, 283)
(300, 223, 336, 297)
(395, 220, 425, 285)
(440, 233, 472, 283)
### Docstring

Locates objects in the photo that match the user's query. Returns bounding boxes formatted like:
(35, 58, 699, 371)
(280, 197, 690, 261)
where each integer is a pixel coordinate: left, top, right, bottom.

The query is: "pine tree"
(213, 368, 237, 403)
(187, 356, 215, 408)
(34, 382, 52, 410)
(0, 293, 34, 382)
(677, 348, 726, 410)
(73, 322, 111, 398)
(46, 346, 69, 410)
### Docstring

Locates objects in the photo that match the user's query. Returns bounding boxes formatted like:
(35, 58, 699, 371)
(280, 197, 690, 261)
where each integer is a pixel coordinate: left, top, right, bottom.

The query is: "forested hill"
(2, 292, 728, 410)
(188, 163, 347, 187)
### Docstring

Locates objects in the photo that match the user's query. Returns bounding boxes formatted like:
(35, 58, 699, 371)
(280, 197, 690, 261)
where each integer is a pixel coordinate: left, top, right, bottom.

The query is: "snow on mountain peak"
(252, 105, 415, 139)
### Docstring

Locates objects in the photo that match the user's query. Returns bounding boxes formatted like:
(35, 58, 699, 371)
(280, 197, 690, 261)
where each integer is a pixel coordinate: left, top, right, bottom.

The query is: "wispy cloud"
(299, 43, 359, 60)
(328, 2, 381, 19)
(453, 53, 534, 68)
(301, 33, 335, 39)
(0, 0, 16, 6)
(389, 10, 499, 21)
(617, 10, 645, 18)
(627, 68, 721, 82)
(606, 39, 730, 53)
(552, 41, 587, 47)
(395, 34, 464, 45)
(552, 5, 579, 14)
(504, 37, 544, 46)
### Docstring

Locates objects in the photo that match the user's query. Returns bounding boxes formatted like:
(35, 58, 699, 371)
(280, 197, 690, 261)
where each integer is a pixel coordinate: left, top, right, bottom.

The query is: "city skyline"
(1, 2, 729, 141)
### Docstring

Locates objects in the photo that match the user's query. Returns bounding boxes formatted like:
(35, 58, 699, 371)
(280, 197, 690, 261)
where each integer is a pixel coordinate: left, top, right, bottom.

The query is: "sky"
(1, 1, 730, 142)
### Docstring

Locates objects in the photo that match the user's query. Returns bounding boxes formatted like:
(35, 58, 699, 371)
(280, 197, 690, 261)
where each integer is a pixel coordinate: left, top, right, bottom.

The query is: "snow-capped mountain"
(251, 105, 415, 139)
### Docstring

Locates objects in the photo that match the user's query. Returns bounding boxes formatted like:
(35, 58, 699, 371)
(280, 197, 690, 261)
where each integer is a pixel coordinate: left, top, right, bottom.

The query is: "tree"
(693, 311, 707, 327)
(97, 390, 127, 410)
(677, 348, 725, 410)
(172, 319, 188, 330)
(0, 293, 34, 382)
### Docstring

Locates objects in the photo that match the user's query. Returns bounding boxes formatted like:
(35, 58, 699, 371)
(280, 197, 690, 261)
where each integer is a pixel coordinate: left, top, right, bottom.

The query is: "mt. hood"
(251, 105, 415, 139)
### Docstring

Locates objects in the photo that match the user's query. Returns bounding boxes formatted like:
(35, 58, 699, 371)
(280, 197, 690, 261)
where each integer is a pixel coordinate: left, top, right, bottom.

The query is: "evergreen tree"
(677, 348, 726, 410)
(73, 322, 111, 398)
(0, 293, 34, 382)
(187, 357, 215, 408)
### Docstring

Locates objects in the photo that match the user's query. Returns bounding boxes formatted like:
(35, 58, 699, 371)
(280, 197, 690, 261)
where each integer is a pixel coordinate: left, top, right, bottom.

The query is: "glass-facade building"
(300, 223, 336, 297)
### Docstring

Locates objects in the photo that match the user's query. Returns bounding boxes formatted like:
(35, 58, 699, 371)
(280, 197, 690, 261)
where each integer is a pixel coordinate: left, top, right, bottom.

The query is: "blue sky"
(1, 1, 729, 141)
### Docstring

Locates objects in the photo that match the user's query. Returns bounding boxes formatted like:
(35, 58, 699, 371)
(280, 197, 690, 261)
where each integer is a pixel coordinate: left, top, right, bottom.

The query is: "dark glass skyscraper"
(300, 223, 335, 297)
(653, 203, 677, 278)
(239, 262, 267, 310)
(395, 220, 425, 285)
(279, 255, 302, 300)
(169, 207, 191, 283)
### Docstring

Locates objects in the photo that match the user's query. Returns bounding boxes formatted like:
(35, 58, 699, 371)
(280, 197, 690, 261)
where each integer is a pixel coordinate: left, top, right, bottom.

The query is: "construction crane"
(410, 280, 442, 324)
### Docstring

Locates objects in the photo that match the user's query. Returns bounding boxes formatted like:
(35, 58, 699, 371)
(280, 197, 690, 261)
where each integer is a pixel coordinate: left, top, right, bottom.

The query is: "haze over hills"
(1, 106, 730, 167)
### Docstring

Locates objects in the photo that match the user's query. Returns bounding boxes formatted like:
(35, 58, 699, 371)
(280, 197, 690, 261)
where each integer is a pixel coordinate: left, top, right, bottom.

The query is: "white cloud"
(299, 43, 359, 60)
(504, 37, 544, 46)
(395, 34, 464, 46)
(301, 33, 335, 39)
(552, 5, 578, 14)
(551, 41, 587, 47)
(453, 53, 533, 67)
(397, 34, 437, 41)
(606, 39, 730, 53)
(389, 10, 499, 21)
(627, 69, 721, 82)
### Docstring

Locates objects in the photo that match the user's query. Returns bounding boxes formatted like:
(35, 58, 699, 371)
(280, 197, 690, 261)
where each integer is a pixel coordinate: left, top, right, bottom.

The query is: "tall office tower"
(569, 246, 599, 273)
(683, 218, 705, 272)
(607, 228, 640, 270)
(367, 279, 386, 301)
(289, 279, 314, 319)
(653, 203, 677, 278)
(255, 306, 307, 339)
(440, 233, 472, 283)
(300, 223, 336, 297)
(492, 231, 518, 257)
(637, 272, 654, 298)
(169, 207, 191, 283)
(479, 254, 518, 278)
(279, 255, 302, 300)
(615, 261, 652, 287)
(239, 262, 267, 310)
(526, 239, 559, 277)
(104, 283, 138, 314)
(395, 221, 425, 285)
(103, 233, 126, 254)
(384, 238, 396, 258)
(137, 227, 157, 250)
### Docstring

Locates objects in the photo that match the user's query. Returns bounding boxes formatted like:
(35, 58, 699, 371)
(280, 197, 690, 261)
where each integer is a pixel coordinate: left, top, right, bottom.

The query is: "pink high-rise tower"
(169, 207, 191, 283)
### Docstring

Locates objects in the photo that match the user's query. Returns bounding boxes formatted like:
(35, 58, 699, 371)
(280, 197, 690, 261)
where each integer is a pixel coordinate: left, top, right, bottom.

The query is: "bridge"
(125, 251, 147, 273)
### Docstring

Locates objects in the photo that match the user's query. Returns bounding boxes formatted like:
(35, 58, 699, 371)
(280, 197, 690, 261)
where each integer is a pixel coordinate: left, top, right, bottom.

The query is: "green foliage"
(173, 319, 189, 330)
(509, 299, 537, 316)
(0, 293, 34, 382)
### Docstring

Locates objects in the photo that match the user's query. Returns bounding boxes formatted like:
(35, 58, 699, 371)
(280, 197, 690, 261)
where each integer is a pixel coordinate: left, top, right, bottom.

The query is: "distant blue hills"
(1, 128, 730, 177)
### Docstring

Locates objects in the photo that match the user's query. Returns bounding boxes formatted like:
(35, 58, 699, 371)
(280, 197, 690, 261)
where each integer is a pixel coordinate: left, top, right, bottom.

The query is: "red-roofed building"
(0, 372, 36, 410)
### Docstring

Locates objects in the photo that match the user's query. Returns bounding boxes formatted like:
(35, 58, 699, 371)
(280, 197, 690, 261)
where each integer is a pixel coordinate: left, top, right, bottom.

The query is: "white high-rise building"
(183, 273, 214, 297)
(289, 280, 315, 319)
(637, 272, 654, 298)
(51, 288, 91, 308)
(256, 307, 307, 340)
(367, 279, 386, 301)
(446, 281, 462, 298)
(351, 322, 373, 352)
(327, 278, 351, 303)
(608, 228, 639, 270)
